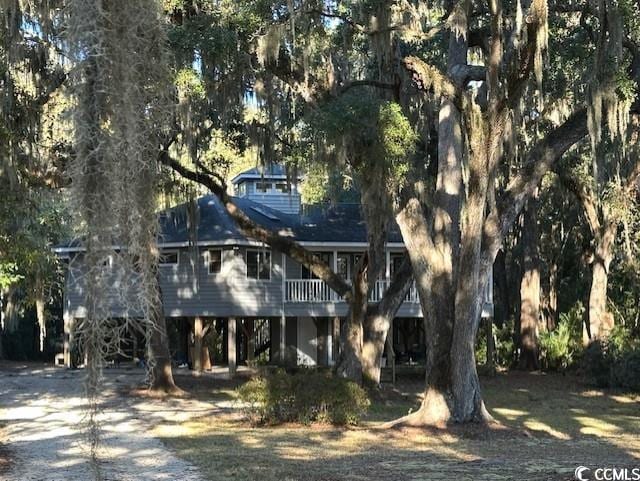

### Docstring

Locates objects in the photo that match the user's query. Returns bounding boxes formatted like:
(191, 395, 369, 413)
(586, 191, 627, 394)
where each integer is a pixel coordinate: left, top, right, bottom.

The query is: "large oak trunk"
(361, 260, 414, 385)
(587, 255, 614, 341)
(335, 265, 367, 384)
(392, 199, 490, 425)
(361, 313, 388, 386)
(518, 198, 540, 370)
(585, 221, 616, 343)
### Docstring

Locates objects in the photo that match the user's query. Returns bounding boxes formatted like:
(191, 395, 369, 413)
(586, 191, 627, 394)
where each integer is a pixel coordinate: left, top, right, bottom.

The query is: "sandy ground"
(0, 363, 229, 481)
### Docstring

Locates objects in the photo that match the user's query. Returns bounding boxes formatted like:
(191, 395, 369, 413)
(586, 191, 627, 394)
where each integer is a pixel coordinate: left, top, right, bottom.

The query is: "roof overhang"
(53, 239, 407, 254)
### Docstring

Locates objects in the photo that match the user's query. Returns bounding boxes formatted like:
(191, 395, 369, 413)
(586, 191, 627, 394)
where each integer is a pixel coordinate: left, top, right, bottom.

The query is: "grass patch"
(158, 372, 640, 481)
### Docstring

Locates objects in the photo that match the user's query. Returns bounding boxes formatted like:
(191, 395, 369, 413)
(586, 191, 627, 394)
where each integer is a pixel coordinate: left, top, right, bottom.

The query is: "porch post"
(333, 251, 339, 301)
(280, 314, 286, 365)
(193, 316, 203, 374)
(247, 319, 255, 362)
(227, 317, 237, 377)
(385, 250, 391, 280)
(63, 311, 72, 368)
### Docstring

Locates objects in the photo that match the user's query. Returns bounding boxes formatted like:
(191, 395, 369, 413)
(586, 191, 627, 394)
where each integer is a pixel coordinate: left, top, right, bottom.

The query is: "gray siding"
(63, 247, 426, 320)
(65, 247, 286, 319)
(245, 192, 301, 214)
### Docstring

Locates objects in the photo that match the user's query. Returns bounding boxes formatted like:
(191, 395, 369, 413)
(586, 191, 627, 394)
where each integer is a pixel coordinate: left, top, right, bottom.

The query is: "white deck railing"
(284, 279, 420, 303)
(369, 280, 420, 303)
(285, 279, 341, 302)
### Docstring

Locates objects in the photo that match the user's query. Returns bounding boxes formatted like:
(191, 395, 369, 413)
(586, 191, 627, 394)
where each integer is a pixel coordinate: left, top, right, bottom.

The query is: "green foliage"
(175, 68, 206, 100)
(539, 302, 584, 371)
(308, 93, 417, 188)
(494, 323, 517, 367)
(476, 320, 517, 368)
(237, 368, 370, 426)
(583, 327, 640, 392)
(0, 262, 22, 289)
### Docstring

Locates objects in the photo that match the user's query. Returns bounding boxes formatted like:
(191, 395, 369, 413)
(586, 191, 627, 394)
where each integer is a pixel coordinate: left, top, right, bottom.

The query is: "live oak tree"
(370, 0, 636, 424)
(159, 0, 418, 385)
(159, 1, 639, 416)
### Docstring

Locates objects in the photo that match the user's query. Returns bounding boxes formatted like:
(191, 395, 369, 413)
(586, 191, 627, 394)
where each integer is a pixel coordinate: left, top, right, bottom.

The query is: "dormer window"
(275, 182, 290, 193)
(256, 181, 271, 193)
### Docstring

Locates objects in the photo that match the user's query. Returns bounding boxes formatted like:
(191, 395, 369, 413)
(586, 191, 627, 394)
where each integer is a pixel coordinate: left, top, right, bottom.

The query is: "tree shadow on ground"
(158, 371, 640, 481)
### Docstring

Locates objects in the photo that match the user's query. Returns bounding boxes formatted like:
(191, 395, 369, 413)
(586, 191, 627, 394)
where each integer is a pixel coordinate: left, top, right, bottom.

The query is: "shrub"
(612, 349, 640, 391)
(539, 302, 584, 371)
(494, 322, 517, 367)
(237, 368, 370, 426)
(583, 326, 640, 391)
(582, 341, 612, 387)
(475, 320, 517, 368)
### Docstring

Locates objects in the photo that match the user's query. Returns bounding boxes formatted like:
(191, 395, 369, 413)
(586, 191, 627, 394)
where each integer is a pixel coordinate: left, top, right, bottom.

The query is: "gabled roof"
(54, 194, 404, 252)
(158, 195, 403, 246)
(230, 164, 299, 184)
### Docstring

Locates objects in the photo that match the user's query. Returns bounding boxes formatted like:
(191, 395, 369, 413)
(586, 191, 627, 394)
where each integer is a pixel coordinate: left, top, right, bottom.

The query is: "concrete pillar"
(193, 316, 203, 375)
(228, 317, 237, 377)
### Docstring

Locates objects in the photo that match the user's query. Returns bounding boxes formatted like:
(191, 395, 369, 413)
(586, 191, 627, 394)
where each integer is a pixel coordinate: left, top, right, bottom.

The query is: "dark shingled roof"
(55, 195, 403, 250)
(230, 164, 290, 183)
(157, 195, 403, 245)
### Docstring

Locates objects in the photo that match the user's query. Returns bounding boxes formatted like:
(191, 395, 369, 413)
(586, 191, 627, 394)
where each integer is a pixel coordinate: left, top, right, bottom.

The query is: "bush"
(582, 342, 612, 387)
(475, 319, 517, 368)
(539, 302, 584, 371)
(612, 349, 640, 391)
(583, 326, 640, 391)
(237, 368, 370, 426)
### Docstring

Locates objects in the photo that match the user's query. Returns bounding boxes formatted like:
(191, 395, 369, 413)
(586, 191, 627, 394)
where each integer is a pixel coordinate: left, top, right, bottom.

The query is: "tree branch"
(157, 149, 353, 299)
(480, 108, 589, 274)
(402, 56, 459, 99)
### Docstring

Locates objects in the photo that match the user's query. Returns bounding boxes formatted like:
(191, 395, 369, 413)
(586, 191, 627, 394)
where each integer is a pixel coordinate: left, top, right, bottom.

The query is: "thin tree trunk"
(485, 316, 495, 373)
(335, 260, 367, 384)
(547, 261, 559, 330)
(35, 275, 47, 354)
(493, 249, 510, 329)
(361, 258, 413, 385)
(518, 198, 540, 370)
(149, 281, 181, 394)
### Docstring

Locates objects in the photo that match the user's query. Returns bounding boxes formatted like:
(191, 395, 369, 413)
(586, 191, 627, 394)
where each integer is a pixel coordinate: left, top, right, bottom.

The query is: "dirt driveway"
(0, 363, 218, 481)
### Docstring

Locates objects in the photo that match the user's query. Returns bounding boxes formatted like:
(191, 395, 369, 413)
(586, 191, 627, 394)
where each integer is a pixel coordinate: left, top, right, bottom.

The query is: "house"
(55, 164, 493, 372)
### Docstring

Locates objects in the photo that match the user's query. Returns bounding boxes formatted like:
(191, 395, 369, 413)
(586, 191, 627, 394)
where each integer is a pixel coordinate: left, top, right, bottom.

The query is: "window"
(337, 255, 349, 279)
(301, 252, 331, 279)
(159, 251, 178, 266)
(390, 254, 405, 277)
(256, 181, 272, 193)
(247, 250, 271, 279)
(236, 182, 247, 196)
(101, 255, 113, 270)
(337, 253, 364, 280)
(275, 182, 290, 193)
(207, 249, 222, 274)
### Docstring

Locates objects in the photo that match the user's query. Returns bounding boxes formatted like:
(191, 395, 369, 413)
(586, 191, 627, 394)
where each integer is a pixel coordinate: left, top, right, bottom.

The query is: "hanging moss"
(66, 0, 171, 461)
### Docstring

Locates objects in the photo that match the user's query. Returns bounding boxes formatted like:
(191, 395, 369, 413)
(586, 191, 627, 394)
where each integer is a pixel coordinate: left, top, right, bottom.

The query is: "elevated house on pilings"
(55, 164, 494, 376)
